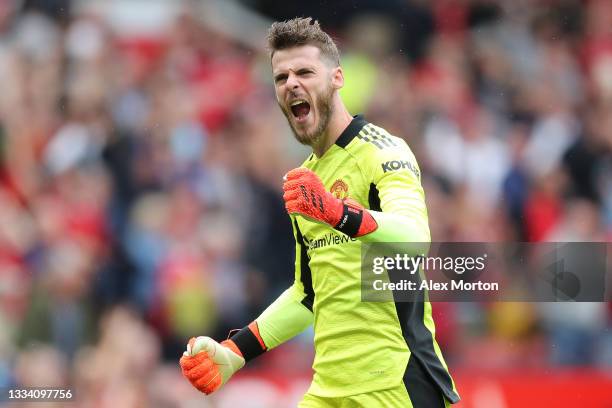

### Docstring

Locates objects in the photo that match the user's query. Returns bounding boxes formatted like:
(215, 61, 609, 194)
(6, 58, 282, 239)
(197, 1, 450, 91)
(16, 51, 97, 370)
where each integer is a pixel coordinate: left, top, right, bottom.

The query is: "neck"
(311, 98, 353, 158)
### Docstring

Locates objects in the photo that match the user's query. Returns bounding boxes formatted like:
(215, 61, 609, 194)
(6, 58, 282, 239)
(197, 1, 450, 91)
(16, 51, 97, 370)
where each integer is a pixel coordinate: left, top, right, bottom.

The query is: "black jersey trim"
(369, 184, 459, 404)
(293, 220, 314, 311)
(335, 114, 368, 149)
(403, 354, 449, 408)
(368, 183, 382, 211)
(392, 294, 460, 403)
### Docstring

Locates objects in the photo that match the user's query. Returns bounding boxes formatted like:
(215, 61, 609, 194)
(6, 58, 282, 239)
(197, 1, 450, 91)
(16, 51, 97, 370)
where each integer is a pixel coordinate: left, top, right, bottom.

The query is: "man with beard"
(179, 17, 459, 407)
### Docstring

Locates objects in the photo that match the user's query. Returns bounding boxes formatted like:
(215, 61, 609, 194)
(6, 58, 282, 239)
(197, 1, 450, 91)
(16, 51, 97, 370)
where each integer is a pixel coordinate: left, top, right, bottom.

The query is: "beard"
(280, 84, 334, 147)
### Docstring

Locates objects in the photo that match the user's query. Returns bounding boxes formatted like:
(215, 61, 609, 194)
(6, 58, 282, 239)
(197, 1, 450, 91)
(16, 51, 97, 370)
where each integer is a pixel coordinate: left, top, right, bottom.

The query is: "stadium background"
(0, 0, 611, 406)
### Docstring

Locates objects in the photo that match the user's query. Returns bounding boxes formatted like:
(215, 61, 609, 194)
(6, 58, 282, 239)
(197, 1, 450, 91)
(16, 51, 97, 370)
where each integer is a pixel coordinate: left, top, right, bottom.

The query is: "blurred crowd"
(0, 0, 611, 406)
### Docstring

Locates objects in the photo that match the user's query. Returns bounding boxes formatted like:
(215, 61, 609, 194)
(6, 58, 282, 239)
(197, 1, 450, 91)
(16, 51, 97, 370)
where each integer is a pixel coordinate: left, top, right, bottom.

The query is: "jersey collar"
(335, 114, 368, 149)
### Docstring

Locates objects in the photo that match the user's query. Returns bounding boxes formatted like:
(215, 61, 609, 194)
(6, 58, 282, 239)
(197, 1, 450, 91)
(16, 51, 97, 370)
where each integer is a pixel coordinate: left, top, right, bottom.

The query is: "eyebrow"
(273, 66, 316, 82)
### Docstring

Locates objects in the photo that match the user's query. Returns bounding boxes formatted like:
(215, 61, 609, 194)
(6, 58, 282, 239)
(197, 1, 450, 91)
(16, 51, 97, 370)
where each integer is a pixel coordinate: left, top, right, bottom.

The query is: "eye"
(297, 69, 314, 76)
(274, 74, 288, 84)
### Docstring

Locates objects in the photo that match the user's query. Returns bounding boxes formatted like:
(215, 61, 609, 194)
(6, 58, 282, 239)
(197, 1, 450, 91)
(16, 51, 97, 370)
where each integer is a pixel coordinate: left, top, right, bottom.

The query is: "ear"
(331, 66, 344, 90)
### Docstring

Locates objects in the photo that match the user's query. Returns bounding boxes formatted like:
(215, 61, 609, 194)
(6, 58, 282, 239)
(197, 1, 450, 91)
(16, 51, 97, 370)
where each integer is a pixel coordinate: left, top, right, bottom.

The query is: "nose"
(285, 72, 300, 90)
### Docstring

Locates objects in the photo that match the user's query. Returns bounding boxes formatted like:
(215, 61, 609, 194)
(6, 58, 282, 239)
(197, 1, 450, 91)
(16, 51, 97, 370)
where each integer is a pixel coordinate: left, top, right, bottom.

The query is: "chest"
(296, 151, 370, 244)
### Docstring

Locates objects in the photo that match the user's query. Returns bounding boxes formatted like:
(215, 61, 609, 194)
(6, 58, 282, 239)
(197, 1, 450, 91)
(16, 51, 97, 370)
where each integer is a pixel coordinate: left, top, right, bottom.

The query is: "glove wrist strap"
(334, 200, 378, 238)
(334, 201, 363, 237)
(229, 322, 267, 362)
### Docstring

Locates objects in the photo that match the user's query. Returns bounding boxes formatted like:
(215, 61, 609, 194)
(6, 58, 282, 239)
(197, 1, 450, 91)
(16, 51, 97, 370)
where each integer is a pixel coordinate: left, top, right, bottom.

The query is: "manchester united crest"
(330, 179, 349, 199)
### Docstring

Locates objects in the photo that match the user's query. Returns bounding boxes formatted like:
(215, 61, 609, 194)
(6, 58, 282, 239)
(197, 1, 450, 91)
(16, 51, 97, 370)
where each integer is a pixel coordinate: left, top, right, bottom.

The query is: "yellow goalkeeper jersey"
(260, 115, 459, 403)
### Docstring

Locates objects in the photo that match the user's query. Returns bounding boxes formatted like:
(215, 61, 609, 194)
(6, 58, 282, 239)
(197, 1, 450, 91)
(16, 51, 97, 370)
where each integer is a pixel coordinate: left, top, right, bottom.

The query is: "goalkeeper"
(180, 17, 460, 407)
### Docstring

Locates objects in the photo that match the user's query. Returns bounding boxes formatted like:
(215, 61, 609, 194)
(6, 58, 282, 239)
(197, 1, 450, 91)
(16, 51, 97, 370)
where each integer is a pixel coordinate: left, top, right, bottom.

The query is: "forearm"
(227, 285, 313, 362)
(361, 210, 430, 243)
(256, 286, 313, 349)
(357, 210, 430, 256)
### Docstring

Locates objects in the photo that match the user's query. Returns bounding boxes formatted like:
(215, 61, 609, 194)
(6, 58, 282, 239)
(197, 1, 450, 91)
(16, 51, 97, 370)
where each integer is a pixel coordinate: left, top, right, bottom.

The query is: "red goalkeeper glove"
(179, 323, 267, 395)
(179, 337, 244, 395)
(282, 167, 377, 237)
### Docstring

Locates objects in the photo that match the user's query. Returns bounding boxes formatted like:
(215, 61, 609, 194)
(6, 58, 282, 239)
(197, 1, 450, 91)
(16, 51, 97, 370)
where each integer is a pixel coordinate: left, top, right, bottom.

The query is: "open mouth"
(290, 100, 311, 121)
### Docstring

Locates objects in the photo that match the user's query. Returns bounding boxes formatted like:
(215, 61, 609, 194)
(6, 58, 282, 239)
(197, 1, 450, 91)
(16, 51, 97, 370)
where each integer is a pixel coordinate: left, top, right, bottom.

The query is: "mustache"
(286, 91, 308, 103)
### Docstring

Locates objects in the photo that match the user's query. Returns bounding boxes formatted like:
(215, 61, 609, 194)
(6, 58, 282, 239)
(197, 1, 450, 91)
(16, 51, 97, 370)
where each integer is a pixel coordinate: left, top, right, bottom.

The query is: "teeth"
(290, 100, 307, 107)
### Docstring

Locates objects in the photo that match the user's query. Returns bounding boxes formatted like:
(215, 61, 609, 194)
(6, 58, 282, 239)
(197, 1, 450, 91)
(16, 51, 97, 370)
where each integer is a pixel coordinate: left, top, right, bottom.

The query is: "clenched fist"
(179, 336, 244, 395)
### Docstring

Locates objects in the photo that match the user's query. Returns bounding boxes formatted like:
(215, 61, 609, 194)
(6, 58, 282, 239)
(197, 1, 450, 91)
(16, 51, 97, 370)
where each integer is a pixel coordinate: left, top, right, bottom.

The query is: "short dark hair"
(267, 17, 340, 66)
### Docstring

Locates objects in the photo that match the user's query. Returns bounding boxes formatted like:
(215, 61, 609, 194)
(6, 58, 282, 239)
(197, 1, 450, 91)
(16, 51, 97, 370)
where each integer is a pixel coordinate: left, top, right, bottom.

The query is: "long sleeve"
(256, 284, 313, 349)
(358, 139, 431, 253)
(254, 216, 314, 349)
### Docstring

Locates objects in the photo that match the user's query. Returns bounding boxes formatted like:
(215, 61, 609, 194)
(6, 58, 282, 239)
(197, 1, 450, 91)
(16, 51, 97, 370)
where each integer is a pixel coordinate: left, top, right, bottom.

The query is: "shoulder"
(360, 123, 408, 151)
(344, 121, 421, 181)
(344, 121, 412, 159)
